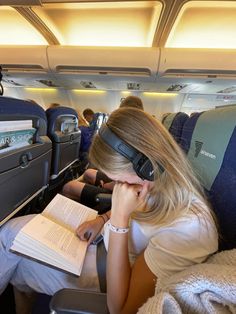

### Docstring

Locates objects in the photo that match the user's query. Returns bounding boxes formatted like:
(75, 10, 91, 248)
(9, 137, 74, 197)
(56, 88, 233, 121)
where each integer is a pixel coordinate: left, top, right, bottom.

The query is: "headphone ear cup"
(133, 156, 154, 181)
(99, 124, 155, 181)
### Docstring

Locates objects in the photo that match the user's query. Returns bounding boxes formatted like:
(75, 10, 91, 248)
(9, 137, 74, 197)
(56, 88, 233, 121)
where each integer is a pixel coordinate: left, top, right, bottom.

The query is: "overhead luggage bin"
(47, 46, 160, 79)
(0, 45, 49, 74)
(159, 48, 236, 79)
(46, 107, 81, 180)
(0, 96, 52, 225)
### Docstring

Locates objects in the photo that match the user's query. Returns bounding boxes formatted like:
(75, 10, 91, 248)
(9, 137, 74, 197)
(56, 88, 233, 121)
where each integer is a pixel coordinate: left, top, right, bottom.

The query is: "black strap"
(96, 240, 107, 293)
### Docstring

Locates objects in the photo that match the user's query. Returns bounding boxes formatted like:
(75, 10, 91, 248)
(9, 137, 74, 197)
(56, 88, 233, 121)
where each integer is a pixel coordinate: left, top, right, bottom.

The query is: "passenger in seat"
(82, 108, 99, 134)
(48, 102, 61, 109)
(0, 107, 218, 314)
(62, 96, 144, 207)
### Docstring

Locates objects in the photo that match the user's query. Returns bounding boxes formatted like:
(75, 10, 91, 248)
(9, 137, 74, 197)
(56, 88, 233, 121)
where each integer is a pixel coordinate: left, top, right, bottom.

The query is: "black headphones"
(99, 124, 155, 181)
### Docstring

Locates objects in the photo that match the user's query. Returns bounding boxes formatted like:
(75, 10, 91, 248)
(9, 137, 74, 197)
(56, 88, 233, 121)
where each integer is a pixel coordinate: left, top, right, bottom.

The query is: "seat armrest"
(95, 193, 112, 214)
(49, 288, 109, 314)
(95, 193, 112, 206)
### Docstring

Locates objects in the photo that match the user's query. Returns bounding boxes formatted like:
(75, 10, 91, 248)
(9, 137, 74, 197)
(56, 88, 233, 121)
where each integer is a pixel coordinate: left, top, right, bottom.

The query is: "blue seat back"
(0, 96, 52, 224)
(162, 112, 189, 146)
(46, 106, 81, 179)
(181, 107, 236, 250)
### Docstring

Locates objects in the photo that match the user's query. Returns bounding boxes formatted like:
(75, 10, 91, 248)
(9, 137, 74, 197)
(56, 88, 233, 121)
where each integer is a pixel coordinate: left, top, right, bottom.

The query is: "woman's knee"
(83, 169, 97, 185)
(0, 215, 35, 249)
(62, 180, 85, 200)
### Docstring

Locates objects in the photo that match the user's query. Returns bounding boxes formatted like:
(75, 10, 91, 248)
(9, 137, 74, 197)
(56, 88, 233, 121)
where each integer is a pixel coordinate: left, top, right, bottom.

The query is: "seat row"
(0, 96, 81, 225)
(162, 109, 236, 251)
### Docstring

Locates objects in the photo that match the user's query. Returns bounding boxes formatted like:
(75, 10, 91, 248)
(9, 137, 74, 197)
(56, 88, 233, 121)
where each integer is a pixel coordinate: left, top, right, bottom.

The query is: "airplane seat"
(0, 96, 52, 225)
(162, 112, 189, 147)
(46, 106, 81, 180)
(181, 106, 236, 250)
(179, 112, 202, 153)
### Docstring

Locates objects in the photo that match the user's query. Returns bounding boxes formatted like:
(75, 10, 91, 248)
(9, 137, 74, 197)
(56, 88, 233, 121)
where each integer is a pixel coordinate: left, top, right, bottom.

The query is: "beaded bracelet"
(104, 212, 110, 221)
(98, 215, 106, 224)
(107, 222, 129, 234)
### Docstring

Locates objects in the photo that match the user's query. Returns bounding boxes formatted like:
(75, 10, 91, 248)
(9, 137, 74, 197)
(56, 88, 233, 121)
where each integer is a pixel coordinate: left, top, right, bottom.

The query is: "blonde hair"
(89, 108, 215, 226)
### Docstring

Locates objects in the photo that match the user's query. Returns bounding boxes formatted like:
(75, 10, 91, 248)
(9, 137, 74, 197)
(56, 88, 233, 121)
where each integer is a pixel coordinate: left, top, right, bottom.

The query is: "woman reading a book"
(0, 107, 218, 314)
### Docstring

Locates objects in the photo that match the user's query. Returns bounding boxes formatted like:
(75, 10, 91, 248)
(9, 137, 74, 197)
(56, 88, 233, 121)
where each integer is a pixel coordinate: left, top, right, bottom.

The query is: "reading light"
(143, 92, 177, 97)
(72, 89, 106, 94)
(121, 91, 131, 94)
(25, 88, 57, 92)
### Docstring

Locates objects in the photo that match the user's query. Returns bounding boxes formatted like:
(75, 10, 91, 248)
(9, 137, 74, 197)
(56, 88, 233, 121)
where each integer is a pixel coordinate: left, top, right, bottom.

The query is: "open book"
(11, 194, 97, 276)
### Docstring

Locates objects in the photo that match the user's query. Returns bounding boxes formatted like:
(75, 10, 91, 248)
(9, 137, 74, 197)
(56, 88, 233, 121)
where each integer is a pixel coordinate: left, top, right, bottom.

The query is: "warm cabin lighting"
(166, 1, 236, 49)
(143, 92, 177, 97)
(72, 89, 106, 94)
(33, 1, 162, 47)
(25, 88, 57, 92)
(121, 91, 131, 94)
(0, 7, 48, 45)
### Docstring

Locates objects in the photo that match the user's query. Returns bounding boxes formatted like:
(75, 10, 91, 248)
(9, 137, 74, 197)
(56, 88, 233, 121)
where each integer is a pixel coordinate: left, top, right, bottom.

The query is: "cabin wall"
(3, 87, 185, 119)
(4, 86, 235, 118)
(180, 94, 236, 115)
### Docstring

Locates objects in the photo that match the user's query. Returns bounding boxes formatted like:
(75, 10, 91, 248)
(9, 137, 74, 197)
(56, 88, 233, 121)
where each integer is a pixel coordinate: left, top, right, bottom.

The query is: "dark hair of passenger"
(25, 99, 38, 105)
(49, 103, 60, 109)
(119, 96, 144, 110)
(83, 108, 95, 116)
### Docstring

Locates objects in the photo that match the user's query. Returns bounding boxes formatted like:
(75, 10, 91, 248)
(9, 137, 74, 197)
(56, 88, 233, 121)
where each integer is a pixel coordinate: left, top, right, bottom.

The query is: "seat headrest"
(46, 106, 78, 135)
(181, 106, 236, 250)
(162, 112, 189, 145)
(0, 96, 47, 135)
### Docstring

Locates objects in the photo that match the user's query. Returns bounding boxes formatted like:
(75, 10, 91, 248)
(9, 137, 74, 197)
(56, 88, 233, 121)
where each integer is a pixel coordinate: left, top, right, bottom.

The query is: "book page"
(42, 194, 97, 232)
(11, 214, 88, 275)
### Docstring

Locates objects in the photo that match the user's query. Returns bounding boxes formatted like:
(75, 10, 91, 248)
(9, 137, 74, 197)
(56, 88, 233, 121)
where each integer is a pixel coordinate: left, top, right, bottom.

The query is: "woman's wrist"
(107, 221, 129, 234)
(110, 214, 130, 229)
(97, 212, 110, 225)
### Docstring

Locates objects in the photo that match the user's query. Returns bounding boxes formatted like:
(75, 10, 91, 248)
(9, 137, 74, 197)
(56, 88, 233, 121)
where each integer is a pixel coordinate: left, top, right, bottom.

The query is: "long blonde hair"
(89, 108, 215, 226)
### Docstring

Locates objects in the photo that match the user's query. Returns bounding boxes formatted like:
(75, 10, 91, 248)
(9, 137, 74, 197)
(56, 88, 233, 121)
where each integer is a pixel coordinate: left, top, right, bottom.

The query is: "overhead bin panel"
(165, 1, 236, 49)
(0, 46, 49, 74)
(33, 1, 162, 47)
(47, 46, 160, 78)
(0, 6, 48, 45)
(159, 48, 236, 79)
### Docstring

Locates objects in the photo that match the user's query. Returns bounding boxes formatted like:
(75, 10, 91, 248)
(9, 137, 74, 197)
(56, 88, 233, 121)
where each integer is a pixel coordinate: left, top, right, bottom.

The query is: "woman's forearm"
(106, 231, 131, 314)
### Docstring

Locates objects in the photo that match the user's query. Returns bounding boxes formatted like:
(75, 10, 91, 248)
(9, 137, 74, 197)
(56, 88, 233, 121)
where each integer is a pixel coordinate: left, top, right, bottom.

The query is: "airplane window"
(166, 1, 236, 49)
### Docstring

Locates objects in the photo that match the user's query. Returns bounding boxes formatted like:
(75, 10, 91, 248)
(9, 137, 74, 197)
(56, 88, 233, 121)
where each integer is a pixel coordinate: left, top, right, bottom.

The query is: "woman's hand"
(102, 181, 115, 191)
(76, 216, 104, 245)
(111, 181, 149, 226)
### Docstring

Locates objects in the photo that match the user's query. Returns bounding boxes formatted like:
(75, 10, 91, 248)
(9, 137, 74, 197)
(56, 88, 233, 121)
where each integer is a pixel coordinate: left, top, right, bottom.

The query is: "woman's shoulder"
(138, 206, 216, 244)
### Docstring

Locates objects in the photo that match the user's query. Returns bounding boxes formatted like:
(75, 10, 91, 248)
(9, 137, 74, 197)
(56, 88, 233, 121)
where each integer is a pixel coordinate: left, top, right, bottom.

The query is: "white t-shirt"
(103, 199, 218, 281)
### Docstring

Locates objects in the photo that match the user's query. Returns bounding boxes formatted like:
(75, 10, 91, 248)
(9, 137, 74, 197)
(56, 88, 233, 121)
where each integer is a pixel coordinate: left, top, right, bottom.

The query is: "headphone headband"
(99, 124, 154, 181)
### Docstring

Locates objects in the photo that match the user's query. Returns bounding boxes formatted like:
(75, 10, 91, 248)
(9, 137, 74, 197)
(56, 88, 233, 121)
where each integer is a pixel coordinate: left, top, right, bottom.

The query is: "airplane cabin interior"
(0, 1, 236, 313)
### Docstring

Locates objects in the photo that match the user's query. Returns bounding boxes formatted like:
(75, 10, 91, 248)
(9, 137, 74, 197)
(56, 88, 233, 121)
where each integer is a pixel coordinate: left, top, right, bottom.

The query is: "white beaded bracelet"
(107, 222, 129, 234)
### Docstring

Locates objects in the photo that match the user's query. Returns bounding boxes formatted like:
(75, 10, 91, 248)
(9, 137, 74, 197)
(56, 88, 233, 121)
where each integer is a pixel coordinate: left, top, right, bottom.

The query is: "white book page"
(11, 235, 80, 275)
(42, 194, 97, 231)
(11, 215, 87, 275)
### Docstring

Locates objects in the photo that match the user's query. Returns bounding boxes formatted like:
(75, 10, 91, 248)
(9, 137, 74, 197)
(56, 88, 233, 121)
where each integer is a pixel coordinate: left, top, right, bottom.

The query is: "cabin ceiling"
(1, 0, 236, 95)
